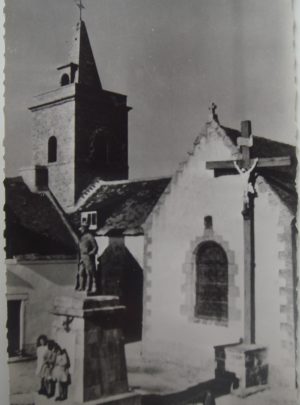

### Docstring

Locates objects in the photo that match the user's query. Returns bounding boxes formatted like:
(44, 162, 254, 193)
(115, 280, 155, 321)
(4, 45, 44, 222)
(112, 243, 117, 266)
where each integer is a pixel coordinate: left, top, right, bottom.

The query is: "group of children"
(36, 335, 70, 402)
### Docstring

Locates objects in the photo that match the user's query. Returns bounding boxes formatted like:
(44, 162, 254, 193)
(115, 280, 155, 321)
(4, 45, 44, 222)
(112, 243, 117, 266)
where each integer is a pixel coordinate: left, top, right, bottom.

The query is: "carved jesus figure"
(233, 158, 258, 205)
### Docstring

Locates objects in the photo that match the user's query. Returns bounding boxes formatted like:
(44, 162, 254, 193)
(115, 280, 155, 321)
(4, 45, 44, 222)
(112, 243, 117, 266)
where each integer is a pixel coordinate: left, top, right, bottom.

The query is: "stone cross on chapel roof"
(208, 102, 219, 123)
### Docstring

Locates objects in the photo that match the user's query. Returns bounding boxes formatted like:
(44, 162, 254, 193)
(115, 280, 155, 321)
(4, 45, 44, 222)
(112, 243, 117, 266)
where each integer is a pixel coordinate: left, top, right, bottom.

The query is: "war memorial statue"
(75, 223, 98, 293)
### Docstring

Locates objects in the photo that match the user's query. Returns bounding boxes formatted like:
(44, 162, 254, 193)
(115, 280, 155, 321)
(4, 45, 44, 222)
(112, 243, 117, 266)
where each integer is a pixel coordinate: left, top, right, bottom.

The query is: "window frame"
(81, 211, 98, 231)
(48, 136, 57, 163)
(194, 241, 229, 322)
(7, 294, 28, 360)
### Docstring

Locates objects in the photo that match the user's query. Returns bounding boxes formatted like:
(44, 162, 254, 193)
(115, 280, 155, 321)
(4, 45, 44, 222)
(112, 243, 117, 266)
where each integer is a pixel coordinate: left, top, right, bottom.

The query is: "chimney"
(19, 165, 48, 192)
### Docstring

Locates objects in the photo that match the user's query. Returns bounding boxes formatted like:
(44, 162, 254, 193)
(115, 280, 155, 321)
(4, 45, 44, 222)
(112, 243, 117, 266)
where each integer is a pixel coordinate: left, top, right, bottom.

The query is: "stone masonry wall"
(31, 93, 76, 209)
(142, 123, 244, 376)
(255, 176, 296, 388)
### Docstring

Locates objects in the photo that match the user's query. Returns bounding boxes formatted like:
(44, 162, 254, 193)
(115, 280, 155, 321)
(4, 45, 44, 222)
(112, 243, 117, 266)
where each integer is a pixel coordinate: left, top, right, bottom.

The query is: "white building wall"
(142, 128, 244, 375)
(142, 123, 296, 388)
(255, 177, 296, 387)
(96, 236, 110, 257)
(124, 236, 144, 268)
(6, 259, 77, 355)
(96, 235, 144, 268)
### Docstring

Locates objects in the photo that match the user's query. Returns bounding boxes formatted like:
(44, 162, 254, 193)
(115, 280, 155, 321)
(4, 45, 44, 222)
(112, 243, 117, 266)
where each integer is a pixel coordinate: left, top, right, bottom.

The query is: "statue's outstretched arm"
(248, 158, 258, 174)
(233, 160, 243, 174)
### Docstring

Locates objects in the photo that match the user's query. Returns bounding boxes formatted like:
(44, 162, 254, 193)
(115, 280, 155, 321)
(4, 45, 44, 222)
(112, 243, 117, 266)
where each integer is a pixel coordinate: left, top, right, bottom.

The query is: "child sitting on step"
(53, 346, 70, 401)
(40, 340, 57, 398)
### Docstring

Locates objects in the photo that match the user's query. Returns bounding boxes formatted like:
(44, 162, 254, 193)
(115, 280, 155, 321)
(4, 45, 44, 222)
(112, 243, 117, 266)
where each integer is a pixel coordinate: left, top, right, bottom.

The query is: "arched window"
(60, 73, 70, 86)
(48, 136, 57, 163)
(195, 241, 228, 321)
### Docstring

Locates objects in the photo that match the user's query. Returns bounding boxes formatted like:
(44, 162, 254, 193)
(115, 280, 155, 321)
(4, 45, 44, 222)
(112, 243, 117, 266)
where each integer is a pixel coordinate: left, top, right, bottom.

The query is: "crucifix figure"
(206, 119, 291, 344)
(74, 0, 85, 21)
(233, 158, 258, 206)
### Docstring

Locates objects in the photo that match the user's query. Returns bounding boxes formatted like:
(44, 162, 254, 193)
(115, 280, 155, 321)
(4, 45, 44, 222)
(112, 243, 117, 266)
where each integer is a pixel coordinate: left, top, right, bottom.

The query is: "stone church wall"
(255, 178, 296, 388)
(141, 125, 296, 389)
(30, 87, 76, 210)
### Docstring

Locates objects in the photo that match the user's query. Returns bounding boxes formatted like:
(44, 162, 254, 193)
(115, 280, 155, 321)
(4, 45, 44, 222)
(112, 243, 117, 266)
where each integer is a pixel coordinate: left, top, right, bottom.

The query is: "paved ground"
(216, 388, 298, 405)
(9, 343, 299, 405)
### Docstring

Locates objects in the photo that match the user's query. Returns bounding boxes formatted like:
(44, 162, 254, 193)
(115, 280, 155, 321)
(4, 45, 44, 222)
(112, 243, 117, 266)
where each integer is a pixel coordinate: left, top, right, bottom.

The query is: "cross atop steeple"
(74, 0, 85, 21)
(208, 102, 219, 123)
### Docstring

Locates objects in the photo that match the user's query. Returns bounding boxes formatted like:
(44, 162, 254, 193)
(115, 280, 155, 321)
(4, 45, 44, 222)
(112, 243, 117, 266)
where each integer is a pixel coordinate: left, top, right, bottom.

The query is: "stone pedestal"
(215, 343, 268, 397)
(36, 293, 141, 405)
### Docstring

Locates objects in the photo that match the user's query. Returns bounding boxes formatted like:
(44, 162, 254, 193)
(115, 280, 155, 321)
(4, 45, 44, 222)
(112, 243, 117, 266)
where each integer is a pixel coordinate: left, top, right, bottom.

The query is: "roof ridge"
(44, 190, 79, 244)
(102, 175, 171, 184)
(72, 178, 104, 211)
(71, 175, 172, 212)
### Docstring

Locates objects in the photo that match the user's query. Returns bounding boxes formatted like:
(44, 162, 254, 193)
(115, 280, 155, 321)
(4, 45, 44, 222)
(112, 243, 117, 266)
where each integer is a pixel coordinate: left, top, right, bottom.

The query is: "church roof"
(5, 177, 77, 258)
(222, 127, 297, 214)
(69, 177, 171, 235)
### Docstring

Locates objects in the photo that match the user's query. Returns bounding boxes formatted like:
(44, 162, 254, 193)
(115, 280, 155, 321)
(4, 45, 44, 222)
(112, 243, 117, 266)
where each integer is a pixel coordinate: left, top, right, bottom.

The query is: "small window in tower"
(48, 136, 57, 163)
(60, 73, 70, 86)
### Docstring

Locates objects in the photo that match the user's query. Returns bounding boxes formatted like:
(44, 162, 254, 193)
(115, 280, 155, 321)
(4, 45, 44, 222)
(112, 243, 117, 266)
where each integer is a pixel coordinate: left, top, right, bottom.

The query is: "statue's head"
(79, 222, 89, 235)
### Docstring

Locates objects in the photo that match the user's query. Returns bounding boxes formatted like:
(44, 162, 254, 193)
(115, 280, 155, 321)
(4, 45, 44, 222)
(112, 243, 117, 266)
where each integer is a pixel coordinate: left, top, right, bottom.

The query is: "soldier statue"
(75, 223, 98, 293)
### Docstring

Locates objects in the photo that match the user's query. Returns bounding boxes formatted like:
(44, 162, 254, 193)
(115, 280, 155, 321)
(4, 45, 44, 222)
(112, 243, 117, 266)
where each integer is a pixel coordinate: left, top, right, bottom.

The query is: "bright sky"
(4, 0, 296, 179)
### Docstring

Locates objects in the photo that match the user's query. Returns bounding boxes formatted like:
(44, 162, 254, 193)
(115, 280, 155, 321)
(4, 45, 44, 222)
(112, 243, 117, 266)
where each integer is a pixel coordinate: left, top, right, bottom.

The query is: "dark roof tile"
(70, 177, 171, 233)
(5, 177, 77, 257)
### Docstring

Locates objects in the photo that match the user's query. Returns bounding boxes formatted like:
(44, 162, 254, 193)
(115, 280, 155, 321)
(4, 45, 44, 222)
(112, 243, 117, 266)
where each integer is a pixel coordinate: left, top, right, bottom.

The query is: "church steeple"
(29, 16, 131, 210)
(57, 20, 102, 89)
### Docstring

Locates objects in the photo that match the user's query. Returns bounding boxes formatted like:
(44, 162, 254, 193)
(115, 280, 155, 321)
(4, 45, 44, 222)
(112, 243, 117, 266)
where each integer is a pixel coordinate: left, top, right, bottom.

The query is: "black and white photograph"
(2, 1, 299, 404)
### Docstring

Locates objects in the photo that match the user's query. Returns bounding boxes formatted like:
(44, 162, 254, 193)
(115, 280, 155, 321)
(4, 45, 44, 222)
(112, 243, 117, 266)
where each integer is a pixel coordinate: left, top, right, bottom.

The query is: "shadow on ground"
(9, 357, 233, 405)
(141, 378, 232, 405)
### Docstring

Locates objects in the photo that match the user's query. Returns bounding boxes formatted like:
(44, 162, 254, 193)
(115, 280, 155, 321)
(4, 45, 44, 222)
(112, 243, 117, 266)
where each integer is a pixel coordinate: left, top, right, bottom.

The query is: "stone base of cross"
(206, 117, 291, 394)
(214, 343, 269, 396)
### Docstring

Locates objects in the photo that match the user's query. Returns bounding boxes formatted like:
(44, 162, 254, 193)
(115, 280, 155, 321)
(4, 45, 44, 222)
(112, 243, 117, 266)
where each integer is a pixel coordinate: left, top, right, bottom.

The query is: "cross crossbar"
(206, 156, 291, 171)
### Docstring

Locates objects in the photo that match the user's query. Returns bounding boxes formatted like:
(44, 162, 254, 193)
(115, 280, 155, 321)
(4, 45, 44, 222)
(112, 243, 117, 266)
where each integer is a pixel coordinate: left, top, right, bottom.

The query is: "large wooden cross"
(206, 119, 291, 344)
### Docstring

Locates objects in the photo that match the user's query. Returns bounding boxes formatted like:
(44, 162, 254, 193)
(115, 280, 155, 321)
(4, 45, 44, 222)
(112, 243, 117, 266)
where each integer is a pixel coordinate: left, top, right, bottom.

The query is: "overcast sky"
(4, 0, 296, 179)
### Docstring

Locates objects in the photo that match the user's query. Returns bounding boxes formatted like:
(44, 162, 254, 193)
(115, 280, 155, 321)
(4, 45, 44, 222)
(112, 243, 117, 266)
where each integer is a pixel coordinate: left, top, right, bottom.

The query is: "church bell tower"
(29, 19, 131, 210)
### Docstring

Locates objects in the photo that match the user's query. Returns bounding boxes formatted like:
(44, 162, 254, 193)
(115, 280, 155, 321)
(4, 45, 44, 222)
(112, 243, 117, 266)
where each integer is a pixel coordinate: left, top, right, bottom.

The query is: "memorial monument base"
(35, 293, 141, 405)
(215, 343, 268, 397)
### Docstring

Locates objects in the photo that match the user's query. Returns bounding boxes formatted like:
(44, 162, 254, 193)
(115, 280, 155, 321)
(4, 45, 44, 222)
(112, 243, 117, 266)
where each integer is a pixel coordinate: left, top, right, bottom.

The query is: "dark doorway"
(98, 238, 144, 342)
(7, 300, 22, 357)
